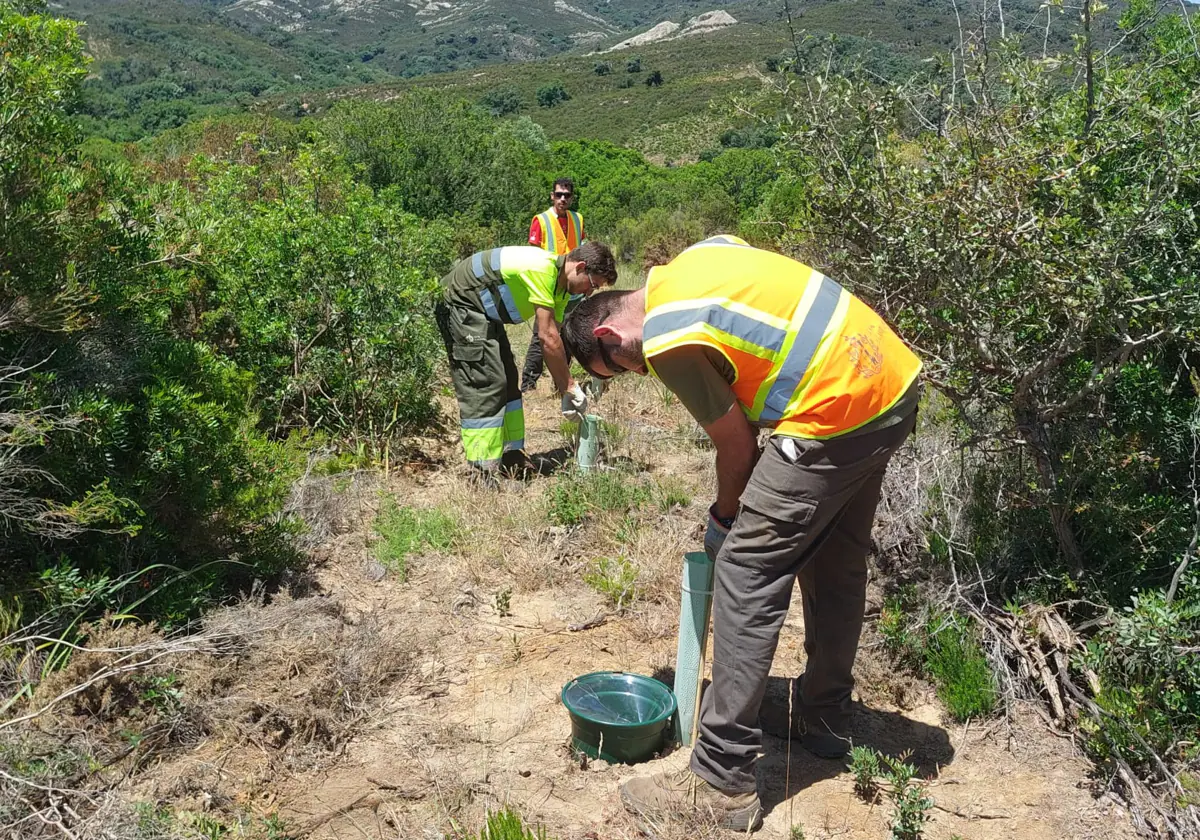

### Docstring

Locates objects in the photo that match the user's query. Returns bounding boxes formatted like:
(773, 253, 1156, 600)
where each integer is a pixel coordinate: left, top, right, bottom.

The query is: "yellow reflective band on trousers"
(460, 414, 503, 468)
(643, 236, 922, 439)
(537, 209, 583, 255)
(502, 398, 525, 453)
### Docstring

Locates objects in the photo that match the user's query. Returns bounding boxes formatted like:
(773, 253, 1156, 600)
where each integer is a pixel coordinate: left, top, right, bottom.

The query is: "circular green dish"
(561, 671, 677, 764)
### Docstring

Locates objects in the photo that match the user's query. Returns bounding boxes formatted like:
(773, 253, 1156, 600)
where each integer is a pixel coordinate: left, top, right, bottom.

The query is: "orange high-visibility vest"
(643, 236, 922, 439)
(536, 208, 583, 255)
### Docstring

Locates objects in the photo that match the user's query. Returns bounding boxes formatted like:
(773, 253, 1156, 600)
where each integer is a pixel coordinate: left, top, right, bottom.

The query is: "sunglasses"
(553, 191, 573, 199)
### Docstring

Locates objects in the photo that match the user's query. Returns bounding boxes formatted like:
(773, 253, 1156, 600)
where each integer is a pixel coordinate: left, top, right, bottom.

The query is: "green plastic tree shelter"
(576, 413, 601, 471)
(673, 550, 714, 744)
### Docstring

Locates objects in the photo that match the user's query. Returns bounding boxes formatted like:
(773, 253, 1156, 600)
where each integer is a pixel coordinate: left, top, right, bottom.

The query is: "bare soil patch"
(3, 361, 1139, 839)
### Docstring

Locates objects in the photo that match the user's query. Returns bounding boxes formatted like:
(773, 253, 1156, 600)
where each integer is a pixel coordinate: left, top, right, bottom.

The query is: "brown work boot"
(619, 767, 763, 832)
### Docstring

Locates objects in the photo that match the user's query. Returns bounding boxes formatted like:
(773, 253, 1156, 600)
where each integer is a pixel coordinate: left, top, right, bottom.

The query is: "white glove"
(561, 383, 588, 419)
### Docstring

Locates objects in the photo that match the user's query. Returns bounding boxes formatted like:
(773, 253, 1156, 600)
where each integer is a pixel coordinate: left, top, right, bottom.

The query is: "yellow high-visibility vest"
(643, 235, 922, 439)
(536, 208, 583, 255)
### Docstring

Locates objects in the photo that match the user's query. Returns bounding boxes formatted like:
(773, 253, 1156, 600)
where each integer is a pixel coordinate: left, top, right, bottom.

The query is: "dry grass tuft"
(0, 593, 429, 838)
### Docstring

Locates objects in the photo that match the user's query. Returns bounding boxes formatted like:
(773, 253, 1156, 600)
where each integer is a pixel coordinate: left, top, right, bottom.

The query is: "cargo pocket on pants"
(739, 439, 820, 526)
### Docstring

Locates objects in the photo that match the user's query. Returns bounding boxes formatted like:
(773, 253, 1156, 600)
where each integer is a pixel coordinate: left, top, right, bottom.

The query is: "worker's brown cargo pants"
(690, 409, 917, 793)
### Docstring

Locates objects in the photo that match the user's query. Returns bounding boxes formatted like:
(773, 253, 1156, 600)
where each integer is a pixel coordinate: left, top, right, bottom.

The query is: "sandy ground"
(246, 361, 1139, 840)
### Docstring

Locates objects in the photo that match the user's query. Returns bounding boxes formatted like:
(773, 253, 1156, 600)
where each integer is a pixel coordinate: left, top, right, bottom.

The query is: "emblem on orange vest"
(845, 324, 883, 378)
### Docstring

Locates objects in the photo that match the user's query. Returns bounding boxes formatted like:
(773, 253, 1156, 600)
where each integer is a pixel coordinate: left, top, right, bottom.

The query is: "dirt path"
(264, 380, 1137, 840)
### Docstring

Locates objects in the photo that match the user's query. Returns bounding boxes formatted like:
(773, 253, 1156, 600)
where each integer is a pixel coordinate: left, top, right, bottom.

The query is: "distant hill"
(55, 0, 1079, 140)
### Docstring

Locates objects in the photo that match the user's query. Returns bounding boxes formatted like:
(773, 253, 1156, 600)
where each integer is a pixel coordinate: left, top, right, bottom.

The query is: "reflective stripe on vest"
(472, 248, 524, 323)
(537, 209, 582, 255)
(643, 235, 921, 439)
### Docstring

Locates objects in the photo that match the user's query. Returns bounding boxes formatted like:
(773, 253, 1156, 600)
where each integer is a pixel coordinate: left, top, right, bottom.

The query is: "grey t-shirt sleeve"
(651, 345, 737, 427)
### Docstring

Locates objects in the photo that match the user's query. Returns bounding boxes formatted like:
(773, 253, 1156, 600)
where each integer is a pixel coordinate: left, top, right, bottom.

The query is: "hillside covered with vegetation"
(56, 0, 1074, 142)
(2, 0, 1199, 836)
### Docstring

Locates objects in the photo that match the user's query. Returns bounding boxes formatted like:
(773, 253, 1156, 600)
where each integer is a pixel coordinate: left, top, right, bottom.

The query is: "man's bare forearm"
(537, 312, 572, 393)
(703, 405, 760, 520)
(714, 440, 757, 520)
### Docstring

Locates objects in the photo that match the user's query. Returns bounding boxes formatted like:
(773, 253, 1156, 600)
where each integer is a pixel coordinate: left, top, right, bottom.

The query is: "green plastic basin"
(561, 671, 677, 764)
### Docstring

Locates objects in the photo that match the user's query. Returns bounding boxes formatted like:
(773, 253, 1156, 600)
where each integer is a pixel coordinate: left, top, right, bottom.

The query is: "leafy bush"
(168, 147, 446, 450)
(1083, 580, 1200, 774)
(320, 95, 545, 234)
(645, 70, 663, 87)
(481, 86, 522, 116)
(922, 613, 997, 721)
(1, 6, 301, 628)
(536, 82, 570, 108)
(878, 602, 996, 722)
(766, 23, 1200, 602)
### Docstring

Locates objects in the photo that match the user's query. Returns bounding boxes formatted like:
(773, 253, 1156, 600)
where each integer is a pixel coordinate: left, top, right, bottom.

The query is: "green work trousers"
(435, 301, 525, 470)
(690, 409, 917, 793)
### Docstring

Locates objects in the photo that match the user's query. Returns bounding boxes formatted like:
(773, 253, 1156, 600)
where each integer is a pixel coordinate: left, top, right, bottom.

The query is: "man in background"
(436, 241, 616, 483)
(561, 235, 921, 832)
(522, 177, 584, 393)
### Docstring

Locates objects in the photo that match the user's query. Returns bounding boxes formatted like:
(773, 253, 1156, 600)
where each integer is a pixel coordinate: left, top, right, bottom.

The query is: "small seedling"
(559, 418, 580, 447)
(137, 672, 183, 716)
(654, 477, 691, 511)
(509, 633, 523, 663)
(615, 514, 639, 546)
(494, 587, 513, 617)
(478, 807, 547, 839)
(848, 745, 881, 802)
(789, 824, 806, 840)
(657, 383, 676, 409)
(882, 753, 932, 840)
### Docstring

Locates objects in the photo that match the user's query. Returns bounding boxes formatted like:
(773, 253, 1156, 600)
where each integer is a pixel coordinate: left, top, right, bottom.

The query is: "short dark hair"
(553, 177, 575, 194)
(566, 241, 618, 285)
(561, 290, 637, 378)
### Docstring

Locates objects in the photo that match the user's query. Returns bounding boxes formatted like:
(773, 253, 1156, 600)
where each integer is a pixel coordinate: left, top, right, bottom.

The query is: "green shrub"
(1083, 580, 1200, 775)
(544, 469, 650, 526)
(481, 86, 522, 116)
(878, 602, 996, 722)
(478, 808, 548, 840)
(922, 612, 997, 721)
(1, 8, 302, 629)
(584, 555, 639, 610)
(536, 82, 570, 108)
(320, 96, 544, 233)
(372, 500, 458, 580)
(171, 147, 447, 452)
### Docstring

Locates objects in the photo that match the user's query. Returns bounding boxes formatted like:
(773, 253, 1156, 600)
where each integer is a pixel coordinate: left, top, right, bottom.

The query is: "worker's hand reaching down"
(561, 383, 588, 419)
(705, 505, 733, 563)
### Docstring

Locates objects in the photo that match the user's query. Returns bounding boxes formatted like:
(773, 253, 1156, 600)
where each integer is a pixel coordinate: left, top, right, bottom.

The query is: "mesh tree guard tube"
(576, 413, 601, 471)
(672, 550, 714, 745)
